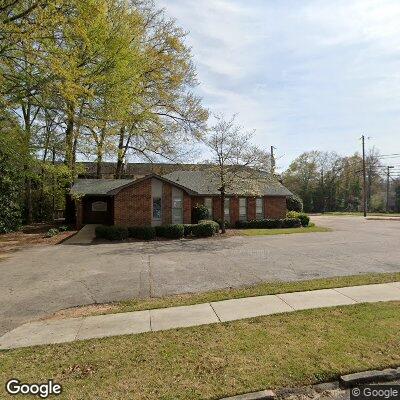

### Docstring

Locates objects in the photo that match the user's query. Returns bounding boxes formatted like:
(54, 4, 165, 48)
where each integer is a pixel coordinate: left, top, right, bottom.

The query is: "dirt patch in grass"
(42, 303, 119, 321)
(1, 302, 399, 400)
(0, 223, 76, 259)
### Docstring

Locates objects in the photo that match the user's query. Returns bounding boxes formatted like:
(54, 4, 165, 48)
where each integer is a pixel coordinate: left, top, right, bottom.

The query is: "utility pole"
(270, 145, 276, 175)
(361, 135, 367, 217)
(386, 166, 394, 212)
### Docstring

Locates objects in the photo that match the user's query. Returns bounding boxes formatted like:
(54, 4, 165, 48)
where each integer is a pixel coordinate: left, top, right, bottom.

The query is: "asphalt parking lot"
(0, 216, 399, 335)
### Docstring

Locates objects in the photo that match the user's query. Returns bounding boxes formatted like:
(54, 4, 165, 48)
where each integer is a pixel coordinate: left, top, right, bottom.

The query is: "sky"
(157, 0, 400, 170)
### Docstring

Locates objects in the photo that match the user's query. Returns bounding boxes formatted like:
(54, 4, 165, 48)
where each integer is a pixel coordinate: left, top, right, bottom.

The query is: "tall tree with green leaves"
(0, 111, 24, 232)
(115, 0, 208, 177)
(0, 0, 208, 229)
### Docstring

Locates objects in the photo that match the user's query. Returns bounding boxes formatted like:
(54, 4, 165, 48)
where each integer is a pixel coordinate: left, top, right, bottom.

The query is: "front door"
(83, 196, 112, 225)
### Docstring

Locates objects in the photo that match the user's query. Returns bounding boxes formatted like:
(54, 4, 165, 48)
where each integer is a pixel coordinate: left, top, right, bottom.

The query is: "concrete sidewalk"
(1, 282, 400, 350)
(62, 224, 99, 245)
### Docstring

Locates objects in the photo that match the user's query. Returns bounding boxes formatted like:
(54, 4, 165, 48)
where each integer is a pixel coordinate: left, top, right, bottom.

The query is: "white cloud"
(157, 0, 400, 169)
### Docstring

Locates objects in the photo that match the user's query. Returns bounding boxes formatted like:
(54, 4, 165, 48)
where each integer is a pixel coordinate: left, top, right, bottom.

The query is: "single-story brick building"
(70, 170, 292, 228)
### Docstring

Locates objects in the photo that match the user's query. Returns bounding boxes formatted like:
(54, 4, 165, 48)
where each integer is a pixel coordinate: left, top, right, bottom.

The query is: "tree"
(114, 1, 208, 177)
(283, 151, 322, 212)
(0, 0, 208, 229)
(283, 150, 384, 213)
(286, 194, 303, 212)
(394, 184, 400, 212)
(203, 114, 270, 233)
(0, 111, 24, 232)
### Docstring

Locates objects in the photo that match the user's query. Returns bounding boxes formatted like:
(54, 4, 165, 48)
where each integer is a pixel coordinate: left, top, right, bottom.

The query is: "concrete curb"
(365, 217, 400, 221)
(339, 367, 400, 388)
(219, 367, 400, 400)
(220, 390, 275, 400)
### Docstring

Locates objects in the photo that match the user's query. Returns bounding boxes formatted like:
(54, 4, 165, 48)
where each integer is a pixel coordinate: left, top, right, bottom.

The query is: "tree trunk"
(52, 146, 56, 220)
(71, 101, 84, 180)
(96, 128, 106, 179)
(220, 188, 226, 234)
(65, 112, 74, 173)
(25, 172, 33, 224)
(22, 103, 33, 223)
(115, 126, 125, 178)
(38, 119, 51, 220)
(72, 134, 78, 178)
(96, 152, 102, 179)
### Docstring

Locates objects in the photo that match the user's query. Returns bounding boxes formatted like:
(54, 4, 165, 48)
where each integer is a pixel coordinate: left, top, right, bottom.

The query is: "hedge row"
(155, 224, 184, 239)
(235, 218, 302, 229)
(128, 226, 156, 240)
(95, 225, 129, 241)
(95, 220, 219, 241)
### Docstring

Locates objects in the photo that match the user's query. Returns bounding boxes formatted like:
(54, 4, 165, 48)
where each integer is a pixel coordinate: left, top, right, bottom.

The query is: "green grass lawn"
(1, 302, 399, 400)
(239, 225, 330, 236)
(53, 272, 400, 318)
(322, 212, 400, 217)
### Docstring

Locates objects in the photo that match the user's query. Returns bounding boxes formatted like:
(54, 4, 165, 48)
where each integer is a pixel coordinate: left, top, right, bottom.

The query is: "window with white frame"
(172, 187, 183, 224)
(152, 179, 163, 225)
(224, 198, 230, 222)
(152, 197, 162, 220)
(204, 197, 212, 219)
(239, 198, 247, 221)
(256, 197, 264, 220)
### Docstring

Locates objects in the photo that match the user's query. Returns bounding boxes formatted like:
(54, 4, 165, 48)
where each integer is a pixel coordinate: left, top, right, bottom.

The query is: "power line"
(377, 155, 400, 159)
(378, 153, 400, 157)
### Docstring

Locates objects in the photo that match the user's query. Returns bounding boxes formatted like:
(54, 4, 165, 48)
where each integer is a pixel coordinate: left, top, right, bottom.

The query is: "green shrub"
(95, 225, 107, 238)
(192, 222, 215, 237)
(58, 225, 70, 232)
(297, 213, 310, 227)
(287, 194, 303, 212)
(235, 220, 246, 229)
(155, 224, 184, 239)
(235, 219, 283, 229)
(235, 218, 303, 229)
(286, 211, 310, 227)
(286, 211, 298, 219)
(154, 225, 165, 237)
(264, 219, 282, 228)
(198, 219, 219, 234)
(281, 218, 302, 228)
(183, 224, 194, 237)
(45, 228, 59, 238)
(128, 226, 156, 240)
(214, 219, 230, 229)
(95, 225, 128, 241)
(192, 204, 209, 223)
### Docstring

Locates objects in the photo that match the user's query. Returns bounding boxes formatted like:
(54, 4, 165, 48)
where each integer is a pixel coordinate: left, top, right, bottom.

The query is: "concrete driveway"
(1, 216, 399, 335)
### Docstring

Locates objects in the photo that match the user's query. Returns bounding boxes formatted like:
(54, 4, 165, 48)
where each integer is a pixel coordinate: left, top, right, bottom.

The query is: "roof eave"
(107, 173, 199, 196)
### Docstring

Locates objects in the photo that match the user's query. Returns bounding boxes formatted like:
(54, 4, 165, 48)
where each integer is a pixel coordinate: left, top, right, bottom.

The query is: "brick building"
(70, 169, 292, 229)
